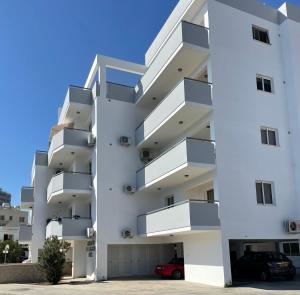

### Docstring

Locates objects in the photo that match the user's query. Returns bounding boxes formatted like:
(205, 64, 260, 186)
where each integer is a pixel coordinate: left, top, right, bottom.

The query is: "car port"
(107, 243, 184, 279)
(229, 239, 300, 285)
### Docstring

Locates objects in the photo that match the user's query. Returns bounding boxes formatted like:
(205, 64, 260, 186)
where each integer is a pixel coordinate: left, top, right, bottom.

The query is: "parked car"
(233, 251, 296, 281)
(155, 257, 184, 279)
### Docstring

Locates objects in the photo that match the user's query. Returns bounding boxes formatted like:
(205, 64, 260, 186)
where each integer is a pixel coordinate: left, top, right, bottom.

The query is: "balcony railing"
(136, 138, 215, 190)
(58, 85, 93, 123)
(46, 217, 92, 240)
(20, 187, 34, 209)
(47, 172, 92, 203)
(135, 78, 212, 147)
(137, 200, 220, 236)
(136, 21, 209, 105)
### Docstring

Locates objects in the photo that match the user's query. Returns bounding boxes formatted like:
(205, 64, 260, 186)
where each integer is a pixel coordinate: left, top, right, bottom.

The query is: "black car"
(233, 251, 296, 281)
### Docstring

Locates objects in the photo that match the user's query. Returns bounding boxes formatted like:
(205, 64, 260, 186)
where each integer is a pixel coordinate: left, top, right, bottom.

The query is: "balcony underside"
(137, 46, 209, 108)
(47, 189, 91, 204)
(48, 145, 90, 169)
(138, 103, 212, 149)
(139, 162, 214, 192)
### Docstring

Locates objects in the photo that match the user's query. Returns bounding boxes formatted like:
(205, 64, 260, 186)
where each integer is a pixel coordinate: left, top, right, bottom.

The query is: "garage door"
(107, 244, 178, 278)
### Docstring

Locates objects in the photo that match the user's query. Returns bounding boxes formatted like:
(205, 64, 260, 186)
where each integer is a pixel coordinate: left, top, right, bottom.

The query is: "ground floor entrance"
(230, 239, 300, 269)
(229, 239, 300, 283)
(107, 243, 183, 278)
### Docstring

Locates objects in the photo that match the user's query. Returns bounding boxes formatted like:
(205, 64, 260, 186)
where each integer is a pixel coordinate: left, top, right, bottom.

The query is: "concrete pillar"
(183, 231, 226, 287)
(72, 240, 87, 278)
(95, 240, 108, 280)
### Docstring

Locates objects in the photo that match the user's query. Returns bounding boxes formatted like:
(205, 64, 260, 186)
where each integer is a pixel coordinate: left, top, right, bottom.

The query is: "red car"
(155, 258, 184, 279)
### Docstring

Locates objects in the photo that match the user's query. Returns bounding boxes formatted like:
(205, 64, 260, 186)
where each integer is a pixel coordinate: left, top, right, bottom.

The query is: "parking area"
(0, 276, 299, 295)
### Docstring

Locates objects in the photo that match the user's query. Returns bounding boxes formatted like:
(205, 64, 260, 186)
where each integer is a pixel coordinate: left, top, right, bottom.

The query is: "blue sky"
(0, 0, 299, 205)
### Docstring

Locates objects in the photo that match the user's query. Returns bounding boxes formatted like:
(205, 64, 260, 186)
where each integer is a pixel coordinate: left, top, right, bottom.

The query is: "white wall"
(72, 240, 87, 278)
(208, 0, 300, 241)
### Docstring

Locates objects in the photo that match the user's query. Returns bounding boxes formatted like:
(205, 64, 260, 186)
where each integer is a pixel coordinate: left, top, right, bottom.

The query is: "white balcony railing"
(136, 78, 212, 147)
(137, 200, 220, 237)
(46, 217, 91, 240)
(47, 172, 92, 203)
(136, 138, 215, 190)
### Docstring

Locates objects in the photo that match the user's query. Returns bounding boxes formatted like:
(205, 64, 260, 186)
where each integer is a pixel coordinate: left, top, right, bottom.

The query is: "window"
(260, 127, 278, 146)
(252, 26, 270, 44)
(0, 216, 4, 221)
(19, 217, 25, 223)
(3, 234, 13, 241)
(282, 242, 300, 257)
(165, 195, 174, 207)
(9, 216, 13, 221)
(207, 189, 215, 203)
(256, 181, 274, 205)
(256, 75, 273, 93)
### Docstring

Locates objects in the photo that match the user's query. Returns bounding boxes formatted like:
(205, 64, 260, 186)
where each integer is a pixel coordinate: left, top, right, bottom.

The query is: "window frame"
(260, 127, 279, 147)
(165, 195, 174, 208)
(282, 242, 300, 257)
(252, 25, 271, 45)
(256, 75, 274, 94)
(255, 180, 276, 206)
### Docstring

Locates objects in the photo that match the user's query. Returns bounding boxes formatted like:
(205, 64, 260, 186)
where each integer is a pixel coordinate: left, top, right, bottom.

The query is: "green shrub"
(39, 236, 70, 284)
(0, 240, 23, 263)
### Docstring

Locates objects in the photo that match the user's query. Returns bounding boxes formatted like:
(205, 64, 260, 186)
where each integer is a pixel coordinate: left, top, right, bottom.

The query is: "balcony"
(48, 128, 92, 168)
(20, 187, 34, 209)
(19, 225, 32, 243)
(46, 218, 91, 240)
(136, 138, 215, 191)
(58, 85, 93, 124)
(136, 21, 209, 107)
(47, 172, 92, 204)
(136, 78, 212, 148)
(137, 200, 220, 237)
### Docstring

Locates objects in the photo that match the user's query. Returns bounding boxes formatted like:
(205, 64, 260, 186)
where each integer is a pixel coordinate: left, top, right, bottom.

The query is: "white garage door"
(108, 244, 178, 278)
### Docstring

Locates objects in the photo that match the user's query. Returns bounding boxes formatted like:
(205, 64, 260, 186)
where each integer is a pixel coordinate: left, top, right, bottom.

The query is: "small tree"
(0, 240, 23, 263)
(39, 236, 70, 284)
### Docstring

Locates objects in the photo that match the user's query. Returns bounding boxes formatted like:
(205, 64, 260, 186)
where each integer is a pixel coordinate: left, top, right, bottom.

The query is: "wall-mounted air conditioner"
(87, 227, 95, 238)
(121, 228, 134, 239)
(87, 134, 96, 147)
(140, 149, 154, 164)
(119, 136, 132, 147)
(123, 185, 136, 194)
(287, 220, 300, 233)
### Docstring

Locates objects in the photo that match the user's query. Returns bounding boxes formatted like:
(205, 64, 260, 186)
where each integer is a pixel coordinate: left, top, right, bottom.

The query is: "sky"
(0, 0, 299, 205)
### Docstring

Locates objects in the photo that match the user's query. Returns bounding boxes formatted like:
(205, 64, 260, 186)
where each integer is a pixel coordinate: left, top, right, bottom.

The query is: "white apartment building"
(21, 0, 300, 286)
(0, 203, 30, 244)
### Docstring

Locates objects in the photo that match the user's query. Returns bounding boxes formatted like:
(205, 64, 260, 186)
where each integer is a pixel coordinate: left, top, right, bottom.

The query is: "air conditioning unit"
(87, 227, 95, 238)
(123, 185, 136, 194)
(121, 228, 134, 239)
(287, 220, 300, 233)
(87, 134, 96, 147)
(120, 136, 132, 147)
(140, 149, 154, 163)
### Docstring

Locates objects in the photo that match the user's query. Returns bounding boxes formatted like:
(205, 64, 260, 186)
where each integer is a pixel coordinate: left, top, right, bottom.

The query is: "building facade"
(0, 203, 29, 243)
(21, 0, 300, 286)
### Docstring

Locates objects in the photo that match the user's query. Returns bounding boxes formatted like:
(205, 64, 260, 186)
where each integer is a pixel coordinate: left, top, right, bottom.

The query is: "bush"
(39, 236, 70, 284)
(0, 240, 23, 263)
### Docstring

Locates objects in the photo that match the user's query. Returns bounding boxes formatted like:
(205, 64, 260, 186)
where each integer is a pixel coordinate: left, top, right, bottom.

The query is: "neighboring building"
(0, 188, 11, 205)
(0, 203, 29, 242)
(21, 0, 300, 287)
